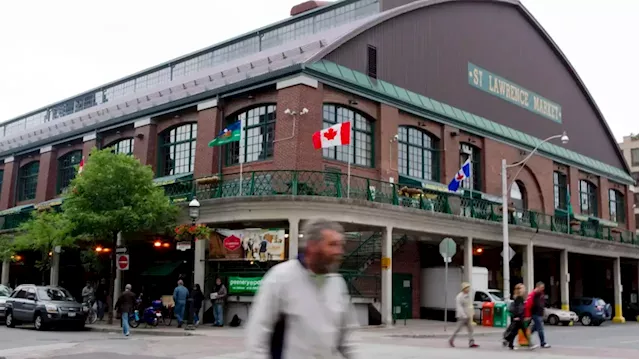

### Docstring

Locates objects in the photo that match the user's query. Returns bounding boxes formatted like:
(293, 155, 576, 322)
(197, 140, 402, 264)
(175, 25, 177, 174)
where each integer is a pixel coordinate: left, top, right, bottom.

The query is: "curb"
(388, 331, 503, 339)
(87, 326, 203, 337)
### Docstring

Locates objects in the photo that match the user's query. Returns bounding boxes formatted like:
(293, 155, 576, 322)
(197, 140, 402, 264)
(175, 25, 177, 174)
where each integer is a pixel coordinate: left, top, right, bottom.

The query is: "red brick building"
(0, 0, 637, 325)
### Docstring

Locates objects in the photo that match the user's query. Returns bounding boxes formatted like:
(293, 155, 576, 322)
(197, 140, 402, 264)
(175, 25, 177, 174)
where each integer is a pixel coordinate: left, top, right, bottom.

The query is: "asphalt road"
(0, 322, 637, 359)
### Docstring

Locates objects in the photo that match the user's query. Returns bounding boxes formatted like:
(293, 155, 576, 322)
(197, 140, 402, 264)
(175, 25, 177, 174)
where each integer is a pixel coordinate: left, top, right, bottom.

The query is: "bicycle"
(83, 300, 98, 325)
(162, 305, 174, 326)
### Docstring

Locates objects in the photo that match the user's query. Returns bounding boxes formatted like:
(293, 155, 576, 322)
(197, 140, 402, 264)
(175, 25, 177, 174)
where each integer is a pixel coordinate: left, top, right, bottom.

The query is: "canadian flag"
(312, 122, 351, 149)
(78, 157, 85, 174)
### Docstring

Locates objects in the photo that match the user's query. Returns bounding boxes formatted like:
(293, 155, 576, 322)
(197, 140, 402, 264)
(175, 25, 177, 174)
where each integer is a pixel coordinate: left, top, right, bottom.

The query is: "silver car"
(0, 285, 12, 321)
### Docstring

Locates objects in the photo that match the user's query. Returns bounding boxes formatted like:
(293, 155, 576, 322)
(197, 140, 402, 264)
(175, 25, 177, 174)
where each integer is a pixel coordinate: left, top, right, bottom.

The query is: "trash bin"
(481, 302, 495, 327)
(493, 302, 507, 328)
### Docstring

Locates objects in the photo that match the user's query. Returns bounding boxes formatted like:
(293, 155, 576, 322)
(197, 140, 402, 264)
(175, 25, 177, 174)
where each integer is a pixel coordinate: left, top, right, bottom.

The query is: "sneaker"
(541, 343, 551, 348)
(448, 339, 454, 347)
(509, 346, 516, 350)
(469, 343, 479, 348)
(530, 344, 539, 350)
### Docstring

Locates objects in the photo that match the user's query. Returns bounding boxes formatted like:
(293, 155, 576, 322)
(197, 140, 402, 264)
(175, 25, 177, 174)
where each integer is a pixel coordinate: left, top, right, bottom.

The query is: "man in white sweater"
(245, 218, 358, 359)
(448, 282, 479, 348)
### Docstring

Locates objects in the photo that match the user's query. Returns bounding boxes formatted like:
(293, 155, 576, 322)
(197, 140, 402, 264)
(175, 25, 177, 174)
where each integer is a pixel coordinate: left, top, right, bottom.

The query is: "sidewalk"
(87, 319, 506, 339)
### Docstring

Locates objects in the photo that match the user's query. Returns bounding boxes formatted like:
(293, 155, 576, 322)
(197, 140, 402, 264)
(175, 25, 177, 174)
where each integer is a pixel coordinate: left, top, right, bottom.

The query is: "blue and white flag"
(447, 159, 471, 192)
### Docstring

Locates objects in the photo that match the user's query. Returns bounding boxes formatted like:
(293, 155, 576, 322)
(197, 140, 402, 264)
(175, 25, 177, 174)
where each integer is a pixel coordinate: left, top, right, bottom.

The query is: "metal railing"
(162, 170, 639, 247)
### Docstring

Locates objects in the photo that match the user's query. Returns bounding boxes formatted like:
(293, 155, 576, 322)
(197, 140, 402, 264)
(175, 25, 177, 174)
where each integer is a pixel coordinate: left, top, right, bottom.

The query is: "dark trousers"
(504, 319, 528, 347)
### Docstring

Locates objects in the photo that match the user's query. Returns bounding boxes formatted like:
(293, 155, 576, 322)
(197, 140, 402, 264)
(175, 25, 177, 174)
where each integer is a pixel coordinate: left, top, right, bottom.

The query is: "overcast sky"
(0, 0, 637, 141)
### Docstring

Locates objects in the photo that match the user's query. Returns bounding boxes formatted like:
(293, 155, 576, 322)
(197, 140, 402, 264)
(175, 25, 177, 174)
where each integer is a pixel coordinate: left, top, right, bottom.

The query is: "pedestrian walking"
(448, 282, 479, 348)
(525, 281, 551, 348)
(96, 278, 108, 320)
(173, 279, 189, 328)
(503, 283, 528, 350)
(245, 218, 358, 359)
(191, 284, 204, 326)
(211, 278, 227, 327)
(114, 284, 136, 337)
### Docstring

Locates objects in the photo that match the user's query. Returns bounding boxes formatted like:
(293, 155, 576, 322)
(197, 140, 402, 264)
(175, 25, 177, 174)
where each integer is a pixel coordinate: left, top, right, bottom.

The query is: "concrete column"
(464, 237, 473, 283)
(194, 238, 206, 319)
(288, 218, 299, 259)
(522, 241, 534, 291)
(559, 249, 569, 311)
(612, 257, 626, 323)
(381, 226, 393, 326)
(1, 260, 9, 285)
(49, 251, 60, 286)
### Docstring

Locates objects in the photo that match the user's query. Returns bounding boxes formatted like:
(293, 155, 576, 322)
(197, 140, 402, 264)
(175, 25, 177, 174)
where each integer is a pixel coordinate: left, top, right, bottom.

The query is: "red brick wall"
(194, 107, 221, 177)
(133, 124, 158, 172)
(392, 240, 422, 318)
(35, 149, 58, 203)
(0, 160, 17, 210)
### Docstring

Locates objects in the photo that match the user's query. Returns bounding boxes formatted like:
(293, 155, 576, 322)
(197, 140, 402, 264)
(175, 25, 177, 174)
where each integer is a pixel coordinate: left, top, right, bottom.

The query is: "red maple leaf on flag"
(455, 173, 464, 181)
(324, 128, 338, 140)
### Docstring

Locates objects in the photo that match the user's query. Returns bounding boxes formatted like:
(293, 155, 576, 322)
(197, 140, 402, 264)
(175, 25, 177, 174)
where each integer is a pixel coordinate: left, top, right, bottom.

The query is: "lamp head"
(188, 198, 200, 220)
(560, 131, 569, 145)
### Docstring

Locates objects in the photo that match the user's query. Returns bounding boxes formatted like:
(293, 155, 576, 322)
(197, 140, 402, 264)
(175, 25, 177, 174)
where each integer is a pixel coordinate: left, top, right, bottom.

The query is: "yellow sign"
(381, 257, 391, 270)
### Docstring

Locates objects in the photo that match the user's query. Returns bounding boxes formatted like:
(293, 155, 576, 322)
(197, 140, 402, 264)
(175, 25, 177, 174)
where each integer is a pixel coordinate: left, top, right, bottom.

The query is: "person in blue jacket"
(173, 279, 190, 328)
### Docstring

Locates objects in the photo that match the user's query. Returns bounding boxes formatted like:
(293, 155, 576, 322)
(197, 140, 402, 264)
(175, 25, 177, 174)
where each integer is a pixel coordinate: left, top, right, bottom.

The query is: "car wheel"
(34, 313, 46, 331)
(548, 315, 559, 326)
(580, 314, 592, 326)
(5, 311, 15, 328)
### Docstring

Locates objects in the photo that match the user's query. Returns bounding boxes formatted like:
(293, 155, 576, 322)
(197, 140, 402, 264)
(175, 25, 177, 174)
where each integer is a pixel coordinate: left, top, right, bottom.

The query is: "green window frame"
(397, 126, 439, 181)
(322, 104, 374, 167)
(17, 161, 39, 201)
(579, 180, 598, 217)
(158, 123, 197, 176)
(608, 189, 625, 223)
(107, 138, 134, 155)
(57, 151, 83, 194)
(0, 169, 4, 198)
(459, 143, 481, 192)
(553, 171, 568, 210)
(225, 105, 276, 166)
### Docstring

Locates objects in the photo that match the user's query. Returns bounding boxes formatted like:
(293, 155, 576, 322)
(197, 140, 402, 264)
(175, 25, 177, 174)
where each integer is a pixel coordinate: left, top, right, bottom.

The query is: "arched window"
(158, 123, 197, 176)
(579, 180, 598, 217)
(511, 180, 527, 218)
(107, 138, 134, 155)
(322, 104, 373, 167)
(17, 161, 39, 201)
(459, 143, 481, 191)
(57, 151, 82, 193)
(609, 189, 625, 223)
(226, 105, 276, 166)
(397, 126, 439, 181)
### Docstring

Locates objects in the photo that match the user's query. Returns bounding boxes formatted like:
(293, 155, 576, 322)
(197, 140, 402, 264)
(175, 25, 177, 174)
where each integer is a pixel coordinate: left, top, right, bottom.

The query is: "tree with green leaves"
(62, 147, 180, 323)
(0, 234, 15, 262)
(13, 210, 77, 285)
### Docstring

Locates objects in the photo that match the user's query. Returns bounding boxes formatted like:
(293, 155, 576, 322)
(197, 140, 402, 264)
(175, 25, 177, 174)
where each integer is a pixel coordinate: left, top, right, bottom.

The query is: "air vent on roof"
(367, 45, 377, 79)
(290, 1, 332, 16)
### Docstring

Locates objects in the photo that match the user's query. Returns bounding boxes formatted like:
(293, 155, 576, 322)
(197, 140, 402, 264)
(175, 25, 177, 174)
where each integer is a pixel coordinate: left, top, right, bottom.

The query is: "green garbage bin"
(493, 302, 508, 328)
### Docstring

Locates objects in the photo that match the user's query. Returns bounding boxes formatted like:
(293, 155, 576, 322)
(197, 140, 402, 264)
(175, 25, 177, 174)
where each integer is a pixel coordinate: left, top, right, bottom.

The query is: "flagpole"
(239, 119, 244, 196)
(566, 183, 570, 234)
(347, 124, 352, 199)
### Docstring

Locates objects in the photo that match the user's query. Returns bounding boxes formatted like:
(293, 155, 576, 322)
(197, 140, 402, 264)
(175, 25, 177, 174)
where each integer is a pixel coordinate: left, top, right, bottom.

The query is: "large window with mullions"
(57, 150, 82, 193)
(225, 105, 276, 165)
(398, 126, 439, 181)
(107, 138, 134, 155)
(322, 104, 373, 167)
(158, 123, 197, 176)
(17, 161, 39, 201)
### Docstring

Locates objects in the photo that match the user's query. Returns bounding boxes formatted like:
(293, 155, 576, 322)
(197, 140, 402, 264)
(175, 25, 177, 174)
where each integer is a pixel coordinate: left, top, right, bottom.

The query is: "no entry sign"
(117, 254, 130, 271)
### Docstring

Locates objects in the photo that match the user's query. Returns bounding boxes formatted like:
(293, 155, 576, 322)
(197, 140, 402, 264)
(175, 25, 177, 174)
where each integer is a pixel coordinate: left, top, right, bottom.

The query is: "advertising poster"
(208, 228, 286, 261)
(228, 276, 263, 295)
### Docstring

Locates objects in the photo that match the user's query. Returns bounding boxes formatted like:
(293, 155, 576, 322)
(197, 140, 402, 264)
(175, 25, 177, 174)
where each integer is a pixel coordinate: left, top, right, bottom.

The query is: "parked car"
(473, 289, 507, 322)
(543, 306, 578, 326)
(0, 285, 12, 322)
(570, 297, 611, 326)
(5, 284, 85, 330)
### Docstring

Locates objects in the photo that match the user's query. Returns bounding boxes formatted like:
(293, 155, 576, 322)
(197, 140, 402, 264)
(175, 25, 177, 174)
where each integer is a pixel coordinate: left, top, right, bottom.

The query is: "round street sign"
(439, 237, 457, 260)
(117, 254, 129, 271)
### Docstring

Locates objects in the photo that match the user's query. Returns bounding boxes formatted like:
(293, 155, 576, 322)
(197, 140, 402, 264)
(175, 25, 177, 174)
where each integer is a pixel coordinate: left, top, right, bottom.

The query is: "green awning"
(0, 204, 35, 216)
(140, 261, 182, 276)
(153, 173, 193, 186)
(34, 197, 64, 210)
(397, 175, 460, 194)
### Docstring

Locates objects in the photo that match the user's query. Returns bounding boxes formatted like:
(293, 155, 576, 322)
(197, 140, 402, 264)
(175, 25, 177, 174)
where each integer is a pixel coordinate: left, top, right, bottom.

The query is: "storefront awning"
(34, 197, 64, 210)
(0, 204, 35, 216)
(153, 172, 193, 186)
(398, 175, 463, 194)
(140, 261, 182, 276)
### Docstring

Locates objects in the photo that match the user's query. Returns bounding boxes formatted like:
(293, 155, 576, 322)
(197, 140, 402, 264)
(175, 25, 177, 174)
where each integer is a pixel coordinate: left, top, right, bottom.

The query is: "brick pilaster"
(133, 118, 158, 174)
(0, 157, 17, 210)
(35, 146, 59, 203)
(194, 101, 221, 177)
(378, 104, 399, 183)
(568, 166, 580, 214)
(82, 132, 97, 159)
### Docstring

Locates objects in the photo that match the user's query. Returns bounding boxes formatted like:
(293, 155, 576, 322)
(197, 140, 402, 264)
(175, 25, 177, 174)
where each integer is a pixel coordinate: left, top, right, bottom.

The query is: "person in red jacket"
(524, 282, 550, 348)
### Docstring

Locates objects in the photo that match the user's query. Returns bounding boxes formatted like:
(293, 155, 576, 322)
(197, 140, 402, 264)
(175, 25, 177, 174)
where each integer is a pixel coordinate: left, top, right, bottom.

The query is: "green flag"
(566, 184, 573, 216)
(208, 120, 241, 147)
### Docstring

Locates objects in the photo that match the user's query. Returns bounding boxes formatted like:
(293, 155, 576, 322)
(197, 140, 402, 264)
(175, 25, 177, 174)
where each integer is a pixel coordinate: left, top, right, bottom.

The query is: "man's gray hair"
(125, 284, 132, 291)
(299, 218, 344, 250)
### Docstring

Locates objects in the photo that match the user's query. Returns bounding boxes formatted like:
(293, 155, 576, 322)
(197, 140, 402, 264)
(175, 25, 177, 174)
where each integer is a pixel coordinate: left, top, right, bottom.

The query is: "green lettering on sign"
(468, 62, 562, 123)
(228, 276, 263, 294)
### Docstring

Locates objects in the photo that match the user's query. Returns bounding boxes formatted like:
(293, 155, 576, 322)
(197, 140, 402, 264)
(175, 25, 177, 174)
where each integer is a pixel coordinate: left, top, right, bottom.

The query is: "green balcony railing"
(162, 170, 639, 247)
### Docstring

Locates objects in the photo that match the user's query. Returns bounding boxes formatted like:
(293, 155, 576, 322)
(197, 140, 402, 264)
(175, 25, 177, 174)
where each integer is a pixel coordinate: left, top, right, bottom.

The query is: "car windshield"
(0, 285, 11, 297)
(37, 287, 75, 302)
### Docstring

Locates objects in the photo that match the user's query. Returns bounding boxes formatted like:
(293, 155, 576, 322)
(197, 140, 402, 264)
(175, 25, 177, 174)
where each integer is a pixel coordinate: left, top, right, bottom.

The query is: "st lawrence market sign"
(228, 276, 262, 295)
(468, 62, 562, 123)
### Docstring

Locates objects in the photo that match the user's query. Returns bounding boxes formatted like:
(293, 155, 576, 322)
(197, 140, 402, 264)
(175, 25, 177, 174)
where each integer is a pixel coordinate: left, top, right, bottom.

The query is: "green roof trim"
(0, 204, 34, 216)
(305, 60, 634, 184)
(153, 173, 193, 186)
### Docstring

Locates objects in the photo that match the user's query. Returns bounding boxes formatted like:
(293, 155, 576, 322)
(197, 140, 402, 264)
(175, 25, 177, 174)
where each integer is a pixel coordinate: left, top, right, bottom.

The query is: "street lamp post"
(501, 132, 569, 301)
(185, 198, 200, 330)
